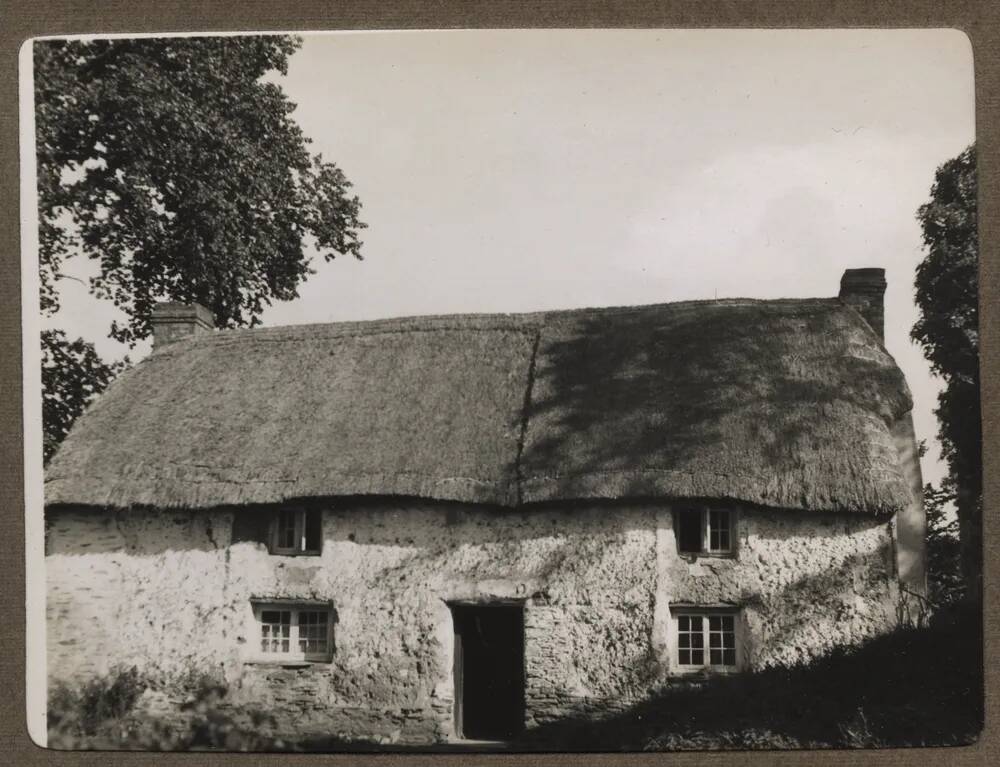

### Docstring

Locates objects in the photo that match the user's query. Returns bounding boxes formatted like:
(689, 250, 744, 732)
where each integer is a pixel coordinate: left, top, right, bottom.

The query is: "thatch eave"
(44, 297, 916, 517)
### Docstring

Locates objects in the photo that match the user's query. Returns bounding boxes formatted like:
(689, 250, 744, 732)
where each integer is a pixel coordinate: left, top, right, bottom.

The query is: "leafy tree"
(912, 144, 980, 602)
(923, 483, 963, 606)
(36, 35, 365, 457)
(42, 331, 128, 462)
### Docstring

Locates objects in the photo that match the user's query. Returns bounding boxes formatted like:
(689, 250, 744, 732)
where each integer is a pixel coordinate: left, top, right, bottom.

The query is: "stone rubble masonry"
(46, 501, 901, 744)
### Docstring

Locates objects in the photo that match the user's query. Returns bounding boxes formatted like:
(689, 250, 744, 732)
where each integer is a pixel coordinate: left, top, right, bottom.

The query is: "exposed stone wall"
(47, 501, 900, 743)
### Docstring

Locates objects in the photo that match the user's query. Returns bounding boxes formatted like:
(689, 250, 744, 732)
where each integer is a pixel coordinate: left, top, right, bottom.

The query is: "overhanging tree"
(912, 144, 980, 602)
(41, 331, 128, 462)
(36, 35, 365, 458)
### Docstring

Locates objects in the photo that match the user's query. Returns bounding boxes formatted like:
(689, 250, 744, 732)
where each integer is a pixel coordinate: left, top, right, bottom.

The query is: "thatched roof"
(45, 298, 915, 515)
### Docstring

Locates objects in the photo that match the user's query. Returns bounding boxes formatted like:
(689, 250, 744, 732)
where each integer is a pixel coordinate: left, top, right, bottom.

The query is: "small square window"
(675, 507, 735, 556)
(252, 602, 333, 662)
(674, 610, 739, 672)
(270, 508, 322, 556)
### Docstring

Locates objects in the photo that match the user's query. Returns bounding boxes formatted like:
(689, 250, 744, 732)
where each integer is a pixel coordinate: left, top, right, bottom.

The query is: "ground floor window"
(673, 609, 739, 671)
(251, 601, 334, 662)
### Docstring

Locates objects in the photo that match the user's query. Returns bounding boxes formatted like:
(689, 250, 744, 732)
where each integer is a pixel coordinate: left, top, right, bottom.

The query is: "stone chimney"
(839, 268, 887, 340)
(150, 302, 215, 348)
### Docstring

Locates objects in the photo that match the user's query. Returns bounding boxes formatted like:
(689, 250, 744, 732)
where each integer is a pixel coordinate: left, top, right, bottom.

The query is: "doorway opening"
(450, 602, 525, 740)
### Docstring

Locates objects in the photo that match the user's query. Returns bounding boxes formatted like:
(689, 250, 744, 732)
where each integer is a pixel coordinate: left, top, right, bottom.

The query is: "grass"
(47, 604, 982, 752)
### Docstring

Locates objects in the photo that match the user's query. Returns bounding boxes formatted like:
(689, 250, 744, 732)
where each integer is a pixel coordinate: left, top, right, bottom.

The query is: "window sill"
(679, 552, 737, 562)
(243, 658, 332, 668)
(268, 552, 322, 559)
(670, 667, 740, 678)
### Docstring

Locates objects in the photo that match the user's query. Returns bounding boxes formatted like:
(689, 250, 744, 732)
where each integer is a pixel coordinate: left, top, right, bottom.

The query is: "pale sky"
(42, 29, 975, 490)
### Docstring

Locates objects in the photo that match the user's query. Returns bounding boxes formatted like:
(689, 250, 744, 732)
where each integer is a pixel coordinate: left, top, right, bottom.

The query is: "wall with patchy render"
(46, 501, 900, 744)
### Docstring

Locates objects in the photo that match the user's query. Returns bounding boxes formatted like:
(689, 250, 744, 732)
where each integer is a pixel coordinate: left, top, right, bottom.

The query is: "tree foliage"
(35, 35, 365, 346)
(36, 35, 365, 461)
(923, 483, 963, 606)
(42, 330, 128, 462)
(912, 144, 980, 599)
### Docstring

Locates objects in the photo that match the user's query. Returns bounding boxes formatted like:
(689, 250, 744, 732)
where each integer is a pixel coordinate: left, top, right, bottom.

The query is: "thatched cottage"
(45, 268, 926, 744)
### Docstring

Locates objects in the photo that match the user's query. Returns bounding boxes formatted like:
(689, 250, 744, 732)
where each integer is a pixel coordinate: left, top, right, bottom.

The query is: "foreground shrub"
(48, 666, 146, 745)
(47, 667, 280, 751)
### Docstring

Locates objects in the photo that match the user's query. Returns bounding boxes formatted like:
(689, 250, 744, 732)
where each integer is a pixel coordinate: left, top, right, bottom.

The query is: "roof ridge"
(155, 296, 844, 352)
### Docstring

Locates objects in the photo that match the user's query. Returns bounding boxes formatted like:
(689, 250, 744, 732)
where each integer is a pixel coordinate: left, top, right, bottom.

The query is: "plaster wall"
(46, 501, 900, 743)
(891, 412, 928, 596)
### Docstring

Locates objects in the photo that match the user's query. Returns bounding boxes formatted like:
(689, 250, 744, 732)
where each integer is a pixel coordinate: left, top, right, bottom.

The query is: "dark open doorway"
(451, 602, 525, 740)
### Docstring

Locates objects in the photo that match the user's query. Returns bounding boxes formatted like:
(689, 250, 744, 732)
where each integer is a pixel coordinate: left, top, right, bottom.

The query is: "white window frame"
(706, 508, 734, 554)
(269, 507, 322, 556)
(249, 600, 334, 664)
(671, 608, 741, 674)
(675, 506, 736, 557)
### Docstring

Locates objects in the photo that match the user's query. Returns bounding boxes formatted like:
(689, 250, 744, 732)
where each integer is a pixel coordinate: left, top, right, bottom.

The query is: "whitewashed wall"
(46, 501, 900, 743)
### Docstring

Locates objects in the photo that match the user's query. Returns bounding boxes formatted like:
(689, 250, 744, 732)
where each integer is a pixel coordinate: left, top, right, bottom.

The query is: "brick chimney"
(150, 302, 215, 347)
(839, 268, 887, 340)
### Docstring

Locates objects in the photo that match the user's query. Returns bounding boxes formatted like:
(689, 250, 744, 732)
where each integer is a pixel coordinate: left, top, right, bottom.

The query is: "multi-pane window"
(675, 507, 735, 556)
(298, 611, 330, 655)
(708, 615, 737, 666)
(674, 611, 738, 671)
(708, 510, 731, 553)
(276, 511, 298, 551)
(270, 508, 322, 556)
(677, 614, 705, 666)
(260, 610, 291, 654)
(252, 602, 333, 662)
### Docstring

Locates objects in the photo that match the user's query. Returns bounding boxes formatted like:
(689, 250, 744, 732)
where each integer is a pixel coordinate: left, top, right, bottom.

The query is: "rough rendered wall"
(652, 508, 899, 671)
(891, 412, 928, 597)
(46, 510, 236, 684)
(47, 502, 899, 743)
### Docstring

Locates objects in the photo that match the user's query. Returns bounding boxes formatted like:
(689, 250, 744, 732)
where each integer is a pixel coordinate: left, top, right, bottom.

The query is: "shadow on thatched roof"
(44, 297, 914, 515)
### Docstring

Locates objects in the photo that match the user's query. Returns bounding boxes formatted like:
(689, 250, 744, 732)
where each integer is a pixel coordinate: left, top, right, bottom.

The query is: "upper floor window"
(270, 508, 322, 556)
(676, 507, 735, 556)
